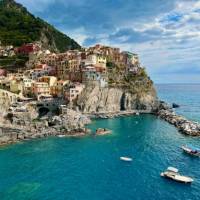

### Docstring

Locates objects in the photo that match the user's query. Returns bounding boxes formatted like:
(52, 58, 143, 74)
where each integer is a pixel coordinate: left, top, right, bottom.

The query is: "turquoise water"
(156, 84, 200, 122)
(0, 84, 200, 200)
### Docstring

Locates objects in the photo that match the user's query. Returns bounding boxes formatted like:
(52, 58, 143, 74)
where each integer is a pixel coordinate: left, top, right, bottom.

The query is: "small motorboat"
(161, 167, 193, 184)
(57, 135, 66, 138)
(120, 157, 133, 162)
(181, 145, 200, 157)
(95, 128, 111, 135)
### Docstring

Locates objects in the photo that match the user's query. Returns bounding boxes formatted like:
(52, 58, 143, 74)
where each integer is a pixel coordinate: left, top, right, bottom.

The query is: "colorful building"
(82, 65, 107, 87)
(123, 52, 140, 74)
(0, 69, 7, 77)
(84, 53, 107, 69)
(15, 43, 41, 55)
(10, 79, 23, 94)
(32, 82, 50, 99)
(65, 83, 85, 102)
(23, 78, 35, 96)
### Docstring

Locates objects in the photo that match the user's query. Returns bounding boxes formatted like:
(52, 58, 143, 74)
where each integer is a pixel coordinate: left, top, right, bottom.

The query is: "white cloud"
(63, 27, 88, 44)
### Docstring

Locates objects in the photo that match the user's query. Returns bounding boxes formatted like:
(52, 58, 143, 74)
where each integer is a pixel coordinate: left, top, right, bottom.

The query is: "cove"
(0, 114, 200, 200)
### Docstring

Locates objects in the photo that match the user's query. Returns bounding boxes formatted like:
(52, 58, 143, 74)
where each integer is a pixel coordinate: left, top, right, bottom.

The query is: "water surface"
(0, 84, 200, 200)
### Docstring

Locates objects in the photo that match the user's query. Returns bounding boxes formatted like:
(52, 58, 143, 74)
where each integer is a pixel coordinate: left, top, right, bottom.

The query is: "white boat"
(161, 167, 193, 183)
(181, 145, 200, 157)
(57, 135, 66, 138)
(120, 157, 133, 162)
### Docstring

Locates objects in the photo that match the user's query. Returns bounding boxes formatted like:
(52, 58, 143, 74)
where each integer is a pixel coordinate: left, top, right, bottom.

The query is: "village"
(0, 43, 141, 116)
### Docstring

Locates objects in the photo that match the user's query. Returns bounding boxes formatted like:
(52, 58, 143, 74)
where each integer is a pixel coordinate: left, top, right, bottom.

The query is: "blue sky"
(16, 0, 200, 83)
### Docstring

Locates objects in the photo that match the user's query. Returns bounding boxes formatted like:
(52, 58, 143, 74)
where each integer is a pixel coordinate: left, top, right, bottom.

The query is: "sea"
(0, 84, 200, 200)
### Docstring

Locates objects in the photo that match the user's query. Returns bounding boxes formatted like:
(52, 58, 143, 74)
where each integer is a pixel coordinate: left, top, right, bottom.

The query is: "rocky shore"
(156, 102, 200, 136)
(1, 98, 200, 147)
(0, 108, 91, 146)
(0, 125, 90, 146)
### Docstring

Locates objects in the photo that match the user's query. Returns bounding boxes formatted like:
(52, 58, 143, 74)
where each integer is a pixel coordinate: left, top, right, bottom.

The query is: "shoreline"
(0, 105, 200, 147)
(85, 110, 152, 119)
(0, 124, 91, 147)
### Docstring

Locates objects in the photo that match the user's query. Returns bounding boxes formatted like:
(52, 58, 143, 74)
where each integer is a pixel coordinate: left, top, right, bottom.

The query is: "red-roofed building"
(0, 69, 7, 77)
(15, 43, 41, 55)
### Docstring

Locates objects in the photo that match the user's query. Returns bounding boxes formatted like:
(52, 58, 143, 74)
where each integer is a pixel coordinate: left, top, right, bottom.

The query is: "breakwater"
(157, 109, 200, 136)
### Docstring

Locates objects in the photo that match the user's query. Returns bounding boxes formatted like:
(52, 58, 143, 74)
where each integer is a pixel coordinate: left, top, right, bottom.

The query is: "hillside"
(0, 0, 81, 52)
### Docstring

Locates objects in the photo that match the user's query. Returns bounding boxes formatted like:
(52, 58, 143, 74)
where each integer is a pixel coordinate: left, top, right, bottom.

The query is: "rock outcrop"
(77, 84, 158, 114)
(0, 108, 91, 146)
(156, 102, 200, 136)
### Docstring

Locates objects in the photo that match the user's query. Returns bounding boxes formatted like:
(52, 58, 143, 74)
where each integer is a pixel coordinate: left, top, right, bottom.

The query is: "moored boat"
(120, 157, 133, 162)
(181, 145, 200, 157)
(57, 135, 66, 138)
(95, 128, 111, 135)
(161, 167, 193, 183)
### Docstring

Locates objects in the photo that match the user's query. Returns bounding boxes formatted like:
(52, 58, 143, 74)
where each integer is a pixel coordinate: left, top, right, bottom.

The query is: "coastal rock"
(77, 85, 158, 113)
(157, 101, 173, 111)
(0, 108, 91, 146)
(50, 109, 91, 130)
(172, 103, 180, 108)
(157, 109, 200, 136)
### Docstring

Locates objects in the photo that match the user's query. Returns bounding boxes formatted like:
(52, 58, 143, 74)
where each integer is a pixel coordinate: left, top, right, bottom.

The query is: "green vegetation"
(107, 65, 153, 94)
(0, 0, 81, 52)
(0, 55, 28, 71)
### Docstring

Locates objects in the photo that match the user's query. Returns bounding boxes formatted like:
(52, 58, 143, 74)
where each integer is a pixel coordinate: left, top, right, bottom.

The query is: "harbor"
(1, 113, 200, 200)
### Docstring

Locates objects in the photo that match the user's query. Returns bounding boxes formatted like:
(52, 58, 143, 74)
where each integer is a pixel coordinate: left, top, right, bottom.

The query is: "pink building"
(65, 83, 85, 102)
(0, 69, 7, 77)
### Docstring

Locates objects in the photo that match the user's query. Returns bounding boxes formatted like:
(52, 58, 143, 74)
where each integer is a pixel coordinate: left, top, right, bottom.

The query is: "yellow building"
(38, 76, 57, 87)
(96, 54, 107, 68)
(68, 59, 80, 72)
(10, 80, 22, 94)
(57, 80, 69, 97)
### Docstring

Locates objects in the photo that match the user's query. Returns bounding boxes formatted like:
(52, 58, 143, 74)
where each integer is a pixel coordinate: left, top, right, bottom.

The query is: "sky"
(16, 0, 200, 83)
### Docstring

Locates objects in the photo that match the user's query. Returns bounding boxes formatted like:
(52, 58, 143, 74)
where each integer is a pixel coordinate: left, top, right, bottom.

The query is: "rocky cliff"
(77, 73, 158, 114)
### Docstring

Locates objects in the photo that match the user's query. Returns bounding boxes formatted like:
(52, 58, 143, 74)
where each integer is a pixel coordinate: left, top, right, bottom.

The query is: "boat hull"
(120, 157, 133, 162)
(161, 172, 193, 183)
(182, 146, 200, 157)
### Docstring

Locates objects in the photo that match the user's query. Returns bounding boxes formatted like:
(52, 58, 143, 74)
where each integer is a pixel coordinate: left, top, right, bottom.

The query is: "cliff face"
(76, 64, 159, 114)
(77, 84, 158, 113)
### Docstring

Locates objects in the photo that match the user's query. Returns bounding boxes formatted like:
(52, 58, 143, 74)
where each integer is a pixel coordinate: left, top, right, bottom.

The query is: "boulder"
(172, 103, 180, 108)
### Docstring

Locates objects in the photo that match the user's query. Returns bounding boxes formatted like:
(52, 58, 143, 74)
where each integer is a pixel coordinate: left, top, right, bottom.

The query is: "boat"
(95, 128, 111, 135)
(120, 157, 133, 162)
(136, 112, 140, 116)
(181, 145, 200, 157)
(161, 167, 193, 183)
(57, 135, 66, 138)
